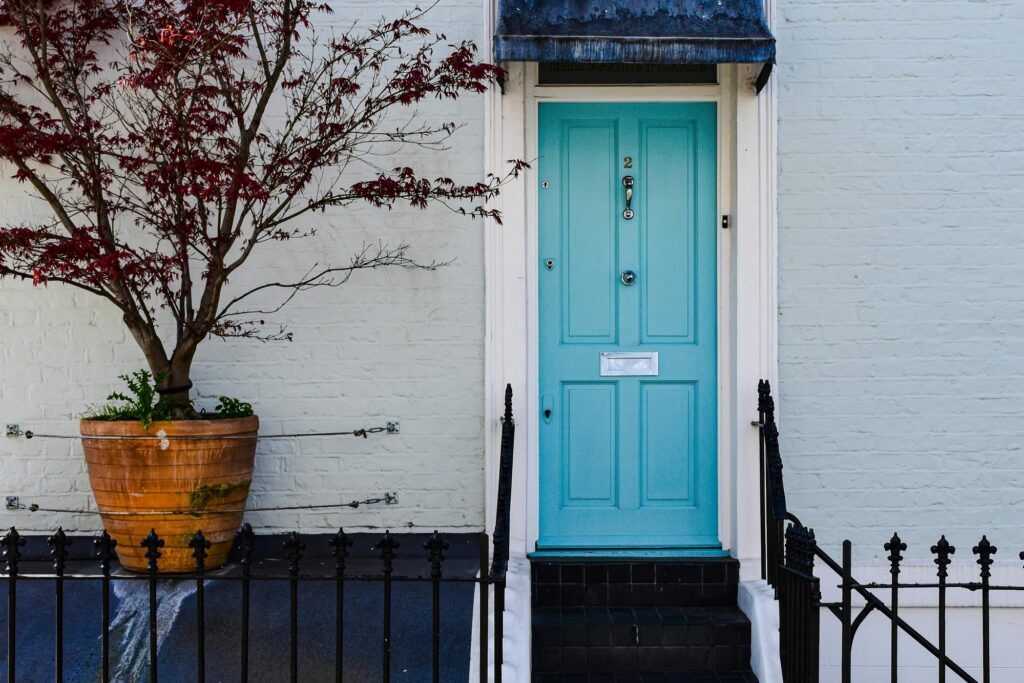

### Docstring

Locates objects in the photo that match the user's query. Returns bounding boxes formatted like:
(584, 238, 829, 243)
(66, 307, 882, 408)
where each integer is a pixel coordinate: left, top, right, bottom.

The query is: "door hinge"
(721, 215, 730, 230)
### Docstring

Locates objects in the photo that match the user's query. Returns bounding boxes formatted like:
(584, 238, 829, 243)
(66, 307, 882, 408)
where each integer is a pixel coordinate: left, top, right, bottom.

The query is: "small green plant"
(86, 369, 176, 428)
(215, 396, 254, 418)
(85, 370, 254, 425)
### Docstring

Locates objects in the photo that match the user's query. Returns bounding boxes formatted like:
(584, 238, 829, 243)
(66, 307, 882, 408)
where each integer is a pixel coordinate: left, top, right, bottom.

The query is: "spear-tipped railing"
(757, 380, 1019, 683)
(0, 386, 518, 682)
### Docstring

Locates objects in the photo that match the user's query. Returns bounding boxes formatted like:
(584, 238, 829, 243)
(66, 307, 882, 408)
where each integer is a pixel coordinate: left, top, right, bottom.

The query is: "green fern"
(85, 370, 253, 425)
(85, 369, 178, 428)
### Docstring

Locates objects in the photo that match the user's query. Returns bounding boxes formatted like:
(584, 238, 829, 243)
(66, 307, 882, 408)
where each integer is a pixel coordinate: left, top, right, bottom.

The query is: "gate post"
(780, 523, 821, 683)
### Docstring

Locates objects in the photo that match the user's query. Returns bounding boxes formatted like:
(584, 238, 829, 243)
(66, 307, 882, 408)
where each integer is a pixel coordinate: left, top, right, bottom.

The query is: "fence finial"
(284, 531, 305, 576)
(377, 530, 399, 575)
(330, 528, 353, 573)
(973, 535, 996, 580)
(425, 530, 449, 579)
(189, 530, 211, 573)
(94, 530, 117, 575)
(885, 533, 906, 577)
(48, 527, 71, 574)
(235, 523, 255, 566)
(2, 527, 25, 574)
(757, 379, 774, 415)
(931, 535, 955, 579)
(141, 529, 164, 572)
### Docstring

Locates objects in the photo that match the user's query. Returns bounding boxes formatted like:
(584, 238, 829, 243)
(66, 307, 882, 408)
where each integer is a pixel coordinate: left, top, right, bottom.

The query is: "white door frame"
(484, 62, 777, 580)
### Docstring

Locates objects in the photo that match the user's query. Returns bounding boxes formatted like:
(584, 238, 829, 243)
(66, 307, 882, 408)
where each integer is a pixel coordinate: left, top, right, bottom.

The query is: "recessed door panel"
(562, 121, 618, 344)
(641, 382, 696, 506)
(539, 102, 719, 551)
(641, 122, 697, 344)
(562, 382, 618, 506)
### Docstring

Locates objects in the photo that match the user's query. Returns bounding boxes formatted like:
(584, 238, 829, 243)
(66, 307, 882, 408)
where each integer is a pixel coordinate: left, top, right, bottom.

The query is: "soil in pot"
(81, 416, 258, 573)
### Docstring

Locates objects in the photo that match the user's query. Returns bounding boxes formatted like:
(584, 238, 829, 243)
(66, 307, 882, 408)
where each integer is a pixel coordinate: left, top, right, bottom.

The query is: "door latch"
(622, 176, 634, 220)
(542, 395, 553, 424)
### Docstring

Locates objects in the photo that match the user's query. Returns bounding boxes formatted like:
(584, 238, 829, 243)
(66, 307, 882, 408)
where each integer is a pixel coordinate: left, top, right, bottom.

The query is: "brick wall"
(6, 0, 1023, 555)
(0, 0, 491, 534)
(776, 0, 1024, 557)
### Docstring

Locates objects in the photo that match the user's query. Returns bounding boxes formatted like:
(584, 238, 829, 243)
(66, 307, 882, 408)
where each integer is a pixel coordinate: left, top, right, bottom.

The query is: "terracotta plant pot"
(81, 416, 258, 573)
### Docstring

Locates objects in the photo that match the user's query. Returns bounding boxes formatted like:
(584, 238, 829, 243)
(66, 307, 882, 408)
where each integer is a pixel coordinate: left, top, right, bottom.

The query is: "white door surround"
(483, 62, 778, 581)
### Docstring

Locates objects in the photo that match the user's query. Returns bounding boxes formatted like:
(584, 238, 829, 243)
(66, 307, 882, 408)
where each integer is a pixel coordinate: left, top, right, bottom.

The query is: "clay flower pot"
(81, 416, 258, 573)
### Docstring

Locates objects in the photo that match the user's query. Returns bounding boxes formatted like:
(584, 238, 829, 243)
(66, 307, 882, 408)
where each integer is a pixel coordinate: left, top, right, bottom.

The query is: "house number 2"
(623, 156, 633, 169)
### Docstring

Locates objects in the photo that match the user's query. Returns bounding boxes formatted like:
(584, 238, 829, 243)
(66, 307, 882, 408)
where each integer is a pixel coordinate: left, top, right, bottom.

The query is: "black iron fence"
(757, 379, 1023, 683)
(1, 385, 516, 683)
(756, 380, 820, 682)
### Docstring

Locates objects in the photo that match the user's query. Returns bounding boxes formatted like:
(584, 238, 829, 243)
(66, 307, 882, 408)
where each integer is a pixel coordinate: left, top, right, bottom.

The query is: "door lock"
(542, 395, 553, 424)
(622, 176, 634, 220)
(620, 270, 637, 286)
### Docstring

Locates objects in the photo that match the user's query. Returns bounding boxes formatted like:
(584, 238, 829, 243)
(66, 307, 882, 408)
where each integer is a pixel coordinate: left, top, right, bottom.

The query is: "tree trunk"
(123, 312, 196, 418)
(157, 359, 195, 417)
(161, 340, 200, 418)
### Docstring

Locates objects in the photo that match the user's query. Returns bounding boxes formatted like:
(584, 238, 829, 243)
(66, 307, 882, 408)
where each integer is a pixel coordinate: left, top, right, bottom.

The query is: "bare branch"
(217, 242, 446, 321)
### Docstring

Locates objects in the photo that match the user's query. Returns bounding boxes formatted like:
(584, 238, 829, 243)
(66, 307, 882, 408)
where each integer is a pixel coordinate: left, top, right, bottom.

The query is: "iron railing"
(1, 384, 516, 683)
(757, 379, 1024, 683)
(757, 380, 820, 681)
(488, 383, 515, 683)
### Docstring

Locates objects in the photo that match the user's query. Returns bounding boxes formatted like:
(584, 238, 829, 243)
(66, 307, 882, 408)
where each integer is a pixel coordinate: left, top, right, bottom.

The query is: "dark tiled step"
(533, 606, 752, 643)
(532, 606, 752, 675)
(532, 559, 739, 608)
(532, 674, 758, 683)
(532, 651, 757, 675)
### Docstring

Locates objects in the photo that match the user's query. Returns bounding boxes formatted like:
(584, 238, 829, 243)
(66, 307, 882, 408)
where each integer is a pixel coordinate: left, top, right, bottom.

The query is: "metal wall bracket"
(386, 421, 400, 434)
(755, 59, 775, 95)
(384, 492, 399, 505)
(5, 496, 19, 510)
(5, 424, 21, 437)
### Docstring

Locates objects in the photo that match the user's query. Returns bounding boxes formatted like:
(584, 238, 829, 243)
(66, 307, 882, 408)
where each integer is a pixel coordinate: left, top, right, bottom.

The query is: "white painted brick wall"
(5, 0, 1022, 560)
(776, 0, 1024, 558)
(0, 0, 491, 534)
(819, 606, 1024, 683)
(815, 560, 1024, 680)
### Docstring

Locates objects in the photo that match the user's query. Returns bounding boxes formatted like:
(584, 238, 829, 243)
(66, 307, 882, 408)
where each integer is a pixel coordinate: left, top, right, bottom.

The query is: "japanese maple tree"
(0, 0, 521, 412)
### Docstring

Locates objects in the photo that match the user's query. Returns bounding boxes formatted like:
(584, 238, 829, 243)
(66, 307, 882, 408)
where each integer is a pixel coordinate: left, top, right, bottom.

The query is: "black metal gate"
(757, 379, 1024, 683)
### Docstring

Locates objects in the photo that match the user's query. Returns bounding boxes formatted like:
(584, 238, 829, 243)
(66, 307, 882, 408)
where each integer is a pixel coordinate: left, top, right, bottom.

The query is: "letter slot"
(599, 352, 659, 377)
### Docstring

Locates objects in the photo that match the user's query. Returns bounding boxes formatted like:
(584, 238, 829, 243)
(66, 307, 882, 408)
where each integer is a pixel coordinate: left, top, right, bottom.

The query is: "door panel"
(641, 382, 696, 506)
(561, 121, 619, 343)
(641, 121, 696, 344)
(538, 102, 719, 551)
(562, 382, 618, 506)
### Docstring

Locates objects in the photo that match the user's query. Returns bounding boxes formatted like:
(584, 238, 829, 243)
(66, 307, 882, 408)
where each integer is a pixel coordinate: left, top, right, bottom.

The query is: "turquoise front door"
(538, 102, 719, 551)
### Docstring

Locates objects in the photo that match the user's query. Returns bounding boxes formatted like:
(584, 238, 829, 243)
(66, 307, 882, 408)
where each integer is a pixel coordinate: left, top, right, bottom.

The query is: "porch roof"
(493, 0, 776, 90)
